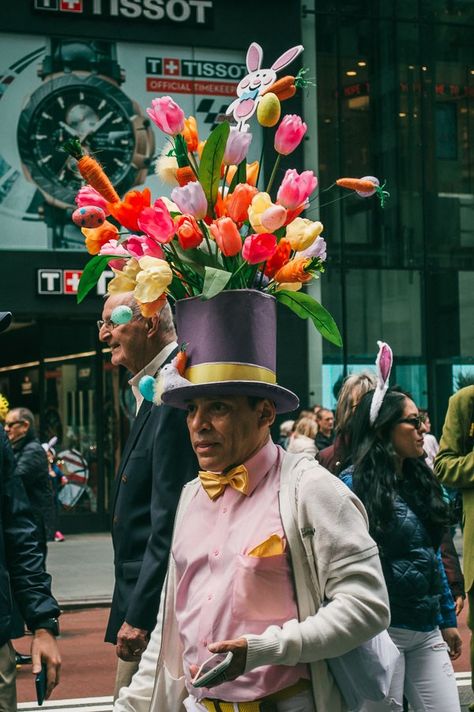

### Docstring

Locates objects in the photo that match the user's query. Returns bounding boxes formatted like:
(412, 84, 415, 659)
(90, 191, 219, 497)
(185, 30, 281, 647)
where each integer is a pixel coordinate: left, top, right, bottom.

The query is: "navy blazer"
(105, 377, 197, 643)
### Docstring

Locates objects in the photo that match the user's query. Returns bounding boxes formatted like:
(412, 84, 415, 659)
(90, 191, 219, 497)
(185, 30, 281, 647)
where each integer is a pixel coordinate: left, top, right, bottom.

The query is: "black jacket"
(0, 426, 59, 646)
(105, 397, 197, 643)
(11, 431, 53, 542)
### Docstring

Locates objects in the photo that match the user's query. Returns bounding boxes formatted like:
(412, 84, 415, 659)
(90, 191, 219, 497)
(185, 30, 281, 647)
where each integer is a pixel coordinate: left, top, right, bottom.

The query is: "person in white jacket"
(114, 290, 390, 712)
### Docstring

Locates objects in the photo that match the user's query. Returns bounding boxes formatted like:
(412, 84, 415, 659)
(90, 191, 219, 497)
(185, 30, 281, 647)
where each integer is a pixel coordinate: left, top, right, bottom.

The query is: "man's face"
(4, 410, 29, 444)
(318, 410, 334, 435)
(186, 395, 275, 473)
(99, 295, 148, 373)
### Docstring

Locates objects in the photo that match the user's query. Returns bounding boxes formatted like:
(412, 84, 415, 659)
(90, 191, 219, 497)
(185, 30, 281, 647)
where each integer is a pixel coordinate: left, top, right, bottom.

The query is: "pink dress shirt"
(173, 439, 309, 702)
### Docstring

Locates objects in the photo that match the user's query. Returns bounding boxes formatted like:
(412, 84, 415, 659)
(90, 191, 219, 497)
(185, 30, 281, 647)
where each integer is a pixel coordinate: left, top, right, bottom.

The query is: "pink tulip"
(299, 237, 327, 262)
(223, 128, 253, 166)
(171, 182, 208, 220)
(209, 218, 242, 257)
(146, 96, 185, 136)
(126, 235, 164, 259)
(260, 204, 287, 232)
(75, 185, 109, 214)
(277, 169, 317, 209)
(137, 199, 175, 243)
(242, 233, 277, 264)
(274, 115, 307, 156)
(99, 240, 129, 256)
(108, 258, 126, 270)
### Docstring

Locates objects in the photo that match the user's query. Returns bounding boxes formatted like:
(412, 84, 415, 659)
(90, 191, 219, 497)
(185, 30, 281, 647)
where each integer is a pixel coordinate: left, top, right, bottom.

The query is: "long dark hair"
(350, 389, 450, 543)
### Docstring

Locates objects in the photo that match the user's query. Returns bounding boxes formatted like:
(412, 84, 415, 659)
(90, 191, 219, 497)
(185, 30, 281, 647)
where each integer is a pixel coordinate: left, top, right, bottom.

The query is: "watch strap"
(40, 39, 123, 84)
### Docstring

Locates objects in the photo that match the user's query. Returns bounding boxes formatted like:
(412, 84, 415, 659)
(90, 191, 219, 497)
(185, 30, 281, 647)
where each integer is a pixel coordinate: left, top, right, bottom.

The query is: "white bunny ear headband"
(369, 341, 393, 425)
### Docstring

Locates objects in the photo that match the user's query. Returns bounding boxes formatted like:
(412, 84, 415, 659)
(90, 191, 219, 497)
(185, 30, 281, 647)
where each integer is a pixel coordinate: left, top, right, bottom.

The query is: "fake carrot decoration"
(176, 166, 197, 187)
(63, 139, 120, 203)
(336, 178, 377, 193)
(264, 75, 297, 101)
(274, 257, 313, 284)
(175, 343, 188, 375)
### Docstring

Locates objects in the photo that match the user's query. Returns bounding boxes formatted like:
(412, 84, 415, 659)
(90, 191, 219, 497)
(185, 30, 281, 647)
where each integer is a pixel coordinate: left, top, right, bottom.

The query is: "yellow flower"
(107, 258, 141, 294)
(248, 192, 273, 233)
(285, 218, 324, 251)
(276, 282, 303, 292)
(134, 257, 173, 303)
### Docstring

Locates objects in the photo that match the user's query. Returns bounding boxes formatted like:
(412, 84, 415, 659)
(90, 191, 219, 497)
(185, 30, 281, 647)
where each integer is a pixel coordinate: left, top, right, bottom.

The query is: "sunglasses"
(397, 413, 426, 430)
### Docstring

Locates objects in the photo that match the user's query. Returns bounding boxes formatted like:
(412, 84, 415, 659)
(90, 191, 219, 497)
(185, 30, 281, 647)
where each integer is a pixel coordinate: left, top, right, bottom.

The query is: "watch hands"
(59, 121, 79, 138)
(81, 112, 114, 142)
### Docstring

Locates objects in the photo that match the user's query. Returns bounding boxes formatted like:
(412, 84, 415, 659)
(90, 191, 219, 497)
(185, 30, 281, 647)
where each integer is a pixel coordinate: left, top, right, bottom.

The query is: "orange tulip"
(82, 220, 119, 255)
(108, 188, 152, 232)
(226, 161, 260, 187)
(274, 256, 313, 283)
(225, 183, 259, 224)
(181, 116, 199, 153)
(175, 214, 203, 250)
(264, 238, 292, 278)
(138, 293, 167, 318)
(209, 217, 242, 257)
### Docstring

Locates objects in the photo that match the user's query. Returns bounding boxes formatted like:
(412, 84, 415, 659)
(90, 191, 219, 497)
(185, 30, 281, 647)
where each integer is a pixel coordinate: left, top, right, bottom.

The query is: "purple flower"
(223, 128, 253, 166)
(299, 237, 327, 262)
(171, 182, 208, 220)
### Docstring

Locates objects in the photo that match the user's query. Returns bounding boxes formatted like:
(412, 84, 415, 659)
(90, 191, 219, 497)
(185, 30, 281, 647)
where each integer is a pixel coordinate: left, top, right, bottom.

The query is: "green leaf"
(275, 289, 343, 347)
(199, 122, 230, 211)
(172, 244, 218, 275)
(228, 158, 247, 193)
(201, 266, 232, 300)
(77, 255, 113, 304)
(169, 274, 189, 300)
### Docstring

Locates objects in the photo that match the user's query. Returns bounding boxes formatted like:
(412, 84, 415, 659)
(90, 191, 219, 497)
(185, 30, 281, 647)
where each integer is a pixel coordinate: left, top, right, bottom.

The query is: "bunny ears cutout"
(369, 340, 393, 425)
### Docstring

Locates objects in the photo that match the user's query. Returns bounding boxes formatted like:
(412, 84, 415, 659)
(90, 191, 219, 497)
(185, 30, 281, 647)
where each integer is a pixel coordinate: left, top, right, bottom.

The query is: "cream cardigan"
(114, 451, 390, 712)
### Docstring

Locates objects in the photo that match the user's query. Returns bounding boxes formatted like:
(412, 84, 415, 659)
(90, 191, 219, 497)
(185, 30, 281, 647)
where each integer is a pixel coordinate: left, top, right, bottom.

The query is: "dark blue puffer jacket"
(340, 470, 454, 630)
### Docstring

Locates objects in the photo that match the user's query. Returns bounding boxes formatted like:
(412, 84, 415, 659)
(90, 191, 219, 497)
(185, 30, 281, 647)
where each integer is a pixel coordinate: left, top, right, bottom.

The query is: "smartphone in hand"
(35, 663, 47, 706)
(192, 651, 233, 688)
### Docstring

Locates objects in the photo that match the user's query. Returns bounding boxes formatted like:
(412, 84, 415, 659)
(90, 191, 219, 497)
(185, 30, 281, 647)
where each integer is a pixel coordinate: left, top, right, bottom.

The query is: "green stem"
(258, 262, 267, 289)
(265, 154, 281, 194)
(222, 165, 230, 193)
(255, 132, 267, 188)
(165, 243, 200, 294)
(187, 151, 200, 178)
(198, 220, 218, 262)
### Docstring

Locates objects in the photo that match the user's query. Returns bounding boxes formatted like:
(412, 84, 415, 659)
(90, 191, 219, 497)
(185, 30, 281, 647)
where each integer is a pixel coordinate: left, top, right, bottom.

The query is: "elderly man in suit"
(98, 294, 196, 699)
(435, 385, 474, 709)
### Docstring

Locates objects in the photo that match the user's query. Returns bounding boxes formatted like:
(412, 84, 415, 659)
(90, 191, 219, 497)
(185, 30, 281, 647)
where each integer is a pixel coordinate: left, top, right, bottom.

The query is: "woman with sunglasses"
(340, 388, 461, 711)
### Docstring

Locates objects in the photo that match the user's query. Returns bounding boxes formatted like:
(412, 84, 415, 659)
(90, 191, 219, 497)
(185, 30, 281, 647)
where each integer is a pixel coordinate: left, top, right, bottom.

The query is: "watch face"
(17, 74, 152, 209)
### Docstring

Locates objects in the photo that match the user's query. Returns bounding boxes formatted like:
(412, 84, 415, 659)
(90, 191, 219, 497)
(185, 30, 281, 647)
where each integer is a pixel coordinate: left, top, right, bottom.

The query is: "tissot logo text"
(34, 0, 213, 24)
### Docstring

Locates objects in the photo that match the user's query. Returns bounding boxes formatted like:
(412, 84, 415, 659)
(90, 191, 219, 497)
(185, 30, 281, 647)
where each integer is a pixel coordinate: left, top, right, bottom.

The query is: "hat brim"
(0, 312, 12, 334)
(162, 380, 299, 414)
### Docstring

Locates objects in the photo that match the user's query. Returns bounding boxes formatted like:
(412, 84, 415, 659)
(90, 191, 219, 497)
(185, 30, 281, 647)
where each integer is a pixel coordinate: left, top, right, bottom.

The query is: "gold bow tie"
(198, 465, 249, 501)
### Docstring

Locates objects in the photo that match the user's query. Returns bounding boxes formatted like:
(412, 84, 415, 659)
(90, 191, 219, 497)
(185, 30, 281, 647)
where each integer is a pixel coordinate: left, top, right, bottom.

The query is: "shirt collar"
(129, 341, 177, 412)
(243, 438, 279, 496)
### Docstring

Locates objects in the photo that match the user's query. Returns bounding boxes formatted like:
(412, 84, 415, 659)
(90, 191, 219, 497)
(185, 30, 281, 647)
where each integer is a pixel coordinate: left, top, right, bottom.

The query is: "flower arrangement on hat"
(65, 43, 386, 348)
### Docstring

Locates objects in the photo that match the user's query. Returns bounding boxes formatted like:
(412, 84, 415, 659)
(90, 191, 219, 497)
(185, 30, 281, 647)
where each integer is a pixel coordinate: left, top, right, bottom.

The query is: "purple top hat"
(161, 290, 299, 414)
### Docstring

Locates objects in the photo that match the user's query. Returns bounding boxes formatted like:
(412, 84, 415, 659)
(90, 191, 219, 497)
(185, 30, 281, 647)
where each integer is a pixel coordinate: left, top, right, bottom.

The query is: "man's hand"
(455, 595, 465, 617)
(441, 627, 462, 660)
(189, 638, 248, 687)
(116, 622, 149, 661)
(31, 629, 61, 700)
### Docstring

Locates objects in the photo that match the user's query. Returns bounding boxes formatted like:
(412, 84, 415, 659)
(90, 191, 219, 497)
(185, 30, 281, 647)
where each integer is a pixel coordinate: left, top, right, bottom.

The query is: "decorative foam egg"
(72, 205, 106, 228)
(111, 305, 133, 325)
(139, 375, 156, 402)
(257, 93, 281, 127)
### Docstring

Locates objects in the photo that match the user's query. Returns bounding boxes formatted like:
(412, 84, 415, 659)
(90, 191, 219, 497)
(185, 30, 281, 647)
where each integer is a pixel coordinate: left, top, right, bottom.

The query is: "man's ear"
(145, 315, 159, 338)
(258, 399, 276, 428)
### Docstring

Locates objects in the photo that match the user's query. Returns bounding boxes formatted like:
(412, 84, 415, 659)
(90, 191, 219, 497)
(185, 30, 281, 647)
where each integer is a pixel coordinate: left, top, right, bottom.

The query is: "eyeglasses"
(397, 413, 426, 430)
(96, 318, 118, 332)
(4, 420, 24, 429)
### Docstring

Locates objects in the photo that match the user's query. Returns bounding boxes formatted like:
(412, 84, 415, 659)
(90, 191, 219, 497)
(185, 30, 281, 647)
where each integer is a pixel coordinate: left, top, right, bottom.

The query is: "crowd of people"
(1, 298, 473, 712)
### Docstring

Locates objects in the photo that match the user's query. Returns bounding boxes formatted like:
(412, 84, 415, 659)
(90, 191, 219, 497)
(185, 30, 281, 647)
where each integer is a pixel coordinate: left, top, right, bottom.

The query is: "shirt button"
(113, 516, 118, 525)
(203, 640, 207, 647)
(121, 475, 127, 483)
(213, 550, 219, 557)
(222, 507, 227, 513)
(208, 594, 213, 601)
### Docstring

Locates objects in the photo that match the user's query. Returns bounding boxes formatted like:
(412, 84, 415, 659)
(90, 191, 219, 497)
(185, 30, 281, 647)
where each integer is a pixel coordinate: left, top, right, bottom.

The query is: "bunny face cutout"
(226, 42, 304, 129)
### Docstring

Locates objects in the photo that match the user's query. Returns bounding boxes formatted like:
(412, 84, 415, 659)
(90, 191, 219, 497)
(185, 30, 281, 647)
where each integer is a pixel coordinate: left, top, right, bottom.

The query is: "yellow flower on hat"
(134, 257, 173, 303)
(107, 258, 141, 294)
(285, 218, 324, 251)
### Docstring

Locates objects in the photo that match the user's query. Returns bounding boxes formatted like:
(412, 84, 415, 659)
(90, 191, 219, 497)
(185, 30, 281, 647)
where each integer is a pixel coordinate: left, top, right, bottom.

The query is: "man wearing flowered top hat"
(114, 289, 390, 712)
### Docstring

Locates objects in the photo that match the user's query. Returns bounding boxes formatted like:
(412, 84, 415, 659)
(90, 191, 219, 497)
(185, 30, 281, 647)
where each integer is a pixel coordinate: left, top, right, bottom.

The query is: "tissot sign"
(33, 0, 213, 26)
(37, 268, 113, 295)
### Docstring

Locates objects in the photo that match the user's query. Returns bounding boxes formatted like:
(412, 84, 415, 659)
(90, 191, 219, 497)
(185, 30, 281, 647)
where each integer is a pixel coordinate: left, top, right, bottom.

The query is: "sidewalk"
(46, 533, 114, 608)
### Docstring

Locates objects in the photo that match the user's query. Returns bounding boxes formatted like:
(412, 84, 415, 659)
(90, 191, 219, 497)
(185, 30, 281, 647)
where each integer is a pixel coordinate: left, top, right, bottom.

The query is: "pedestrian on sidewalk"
(99, 294, 197, 699)
(0, 311, 61, 709)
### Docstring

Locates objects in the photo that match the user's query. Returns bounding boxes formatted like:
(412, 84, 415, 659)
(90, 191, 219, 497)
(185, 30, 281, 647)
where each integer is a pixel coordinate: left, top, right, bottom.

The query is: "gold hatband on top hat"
(185, 362, 277, 385)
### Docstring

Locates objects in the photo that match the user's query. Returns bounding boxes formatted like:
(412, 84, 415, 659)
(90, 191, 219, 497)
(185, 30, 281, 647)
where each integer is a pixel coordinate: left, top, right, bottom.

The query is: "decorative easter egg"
(356, 176, 379, 198)
(111, 305, 133, 325)
(72, 205, 106, 228)
(138, 375, 156, 402)
(257, 93, 281, 127)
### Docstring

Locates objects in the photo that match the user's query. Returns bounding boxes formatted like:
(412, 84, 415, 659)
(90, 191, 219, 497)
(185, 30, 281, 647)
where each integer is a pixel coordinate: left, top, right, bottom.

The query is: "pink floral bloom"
(209, 217, 242, 257)
(99, 240, 130, 256)
(299, 237, 327, 262)
(274, 115, 307, 156)
(242, 233, 277, 264)
(260, 204, 287, 232)
(171, 182, 208, 220)
(108, 258, 126, 271)
(137, 199, 175, 244)
(146, 96, 185, 136)
(75, 184, 109, 214)
(277, 169, 317, 209)
(126, 235, 164, 259)
(223, 128, 253, 166)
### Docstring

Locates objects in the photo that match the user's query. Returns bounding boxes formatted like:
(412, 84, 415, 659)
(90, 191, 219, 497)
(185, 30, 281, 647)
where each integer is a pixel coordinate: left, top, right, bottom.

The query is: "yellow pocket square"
(247, 534, 285, 557)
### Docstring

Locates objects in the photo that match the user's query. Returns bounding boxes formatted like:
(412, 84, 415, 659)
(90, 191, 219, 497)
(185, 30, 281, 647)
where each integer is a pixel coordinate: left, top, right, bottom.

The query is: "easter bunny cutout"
(226, 42, 304, 130)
